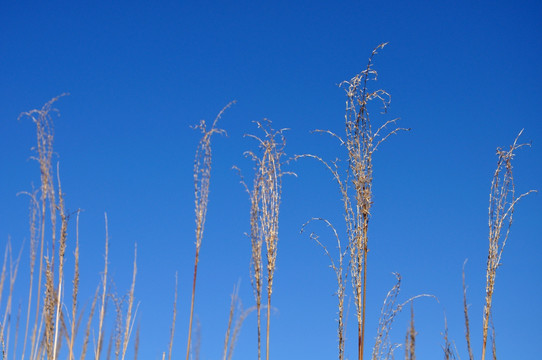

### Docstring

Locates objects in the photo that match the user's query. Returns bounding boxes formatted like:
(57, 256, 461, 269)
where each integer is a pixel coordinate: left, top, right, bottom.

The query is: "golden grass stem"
(69, 212, 81, 360)
(481, 130, 535, 360)
(121, 245, 137, 360)
(185, 102, 233, 360)
(19, 190, 38, 360)
(52, 164, 69, 360)
(244, 121, 287, 360)
(95, 213, 110, 360)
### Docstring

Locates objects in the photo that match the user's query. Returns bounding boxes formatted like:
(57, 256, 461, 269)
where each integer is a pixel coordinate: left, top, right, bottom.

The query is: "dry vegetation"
(0, 44, 536, 360)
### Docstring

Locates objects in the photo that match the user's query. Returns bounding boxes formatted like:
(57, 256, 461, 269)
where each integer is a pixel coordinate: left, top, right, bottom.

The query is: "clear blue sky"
(1, 1, 541, 359)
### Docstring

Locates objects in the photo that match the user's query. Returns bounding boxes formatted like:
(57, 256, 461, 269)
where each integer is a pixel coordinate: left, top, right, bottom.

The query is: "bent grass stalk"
(300, 218, 346, 360)
(370, 274, 430, 360)
(185, 102, 234, 360)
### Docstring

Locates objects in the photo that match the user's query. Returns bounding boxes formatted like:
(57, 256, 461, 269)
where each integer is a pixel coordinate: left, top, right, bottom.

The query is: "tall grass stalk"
(480, 130, 535, 360)
(18, 189, 39, 360)
(185, 102, 234, 360)
(244, 121, 288, 360)
(19, 94, 67, 360)
(300, 43, 407, 359)
(68, 211, 81, 360)
(95, 214, 110, 360)
(341, 43, 410, 360)
(52, 164, 68, 360)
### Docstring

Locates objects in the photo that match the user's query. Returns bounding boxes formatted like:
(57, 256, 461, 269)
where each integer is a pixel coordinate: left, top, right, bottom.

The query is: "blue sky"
(1, 1, 541, 359)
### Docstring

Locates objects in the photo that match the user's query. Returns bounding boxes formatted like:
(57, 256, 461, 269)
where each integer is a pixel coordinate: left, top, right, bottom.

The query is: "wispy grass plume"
(481, 130, 535, 360)
(185, 102, 234, 360)
(244, 120, 288, 360)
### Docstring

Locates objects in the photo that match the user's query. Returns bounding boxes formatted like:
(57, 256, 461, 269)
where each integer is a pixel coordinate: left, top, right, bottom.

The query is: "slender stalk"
(244, 121, 286, 360)
(185, 254, 199, 360)
(301, 44, 405, 360)
(265, 295, 271, 360)
(120, 245, 138, 360)
(95, 214, 110, 360)
(69, 212, 81, 360)
(19, 190, 38, 360)
(185, 102, 233, 360)
(52, 165, 69, 360)
(300, 218, 346, 360)
(168, 273, 177, 360)
(462, 260, 473, 360)
(481, 130, 535, 360)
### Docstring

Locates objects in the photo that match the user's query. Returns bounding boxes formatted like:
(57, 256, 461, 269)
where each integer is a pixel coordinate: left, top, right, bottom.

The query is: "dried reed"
(95, 214, 110, 360)
(68, 211, 81, 360)
(244, 120, 288, 360)
(300, 43, 408, 360)
(481, 130, 535, 360)
(19, 94, 67, 360)
(52, 164, 69, 360)
(185, 102, 234, 360)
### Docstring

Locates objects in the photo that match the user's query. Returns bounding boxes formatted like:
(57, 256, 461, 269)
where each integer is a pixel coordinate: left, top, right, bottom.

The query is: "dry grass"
(298, 43, 409, 360)
(185, 101, 234, 360)
(2, 97, 140, 360)
(242, 120, 288, 360)
(480, 130, 535, 360)
(2, 47, 538, 360)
